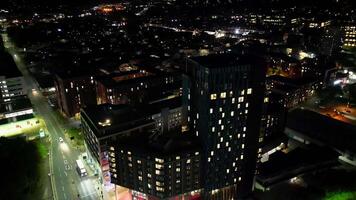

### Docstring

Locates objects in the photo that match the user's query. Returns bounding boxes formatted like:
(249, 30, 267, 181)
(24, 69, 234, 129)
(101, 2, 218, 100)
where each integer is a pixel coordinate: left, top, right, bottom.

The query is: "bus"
(76, 159, 88, 177)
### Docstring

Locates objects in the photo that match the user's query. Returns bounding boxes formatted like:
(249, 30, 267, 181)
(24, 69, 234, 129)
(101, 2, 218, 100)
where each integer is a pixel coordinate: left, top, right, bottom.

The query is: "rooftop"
(286, 108, 356, 153)
(116, 131, 200, 157)
(81, 104, 154, 138)
(190, 53, 264, 69)
(96, 70, 156, 87)
(267, 75, 318, 87)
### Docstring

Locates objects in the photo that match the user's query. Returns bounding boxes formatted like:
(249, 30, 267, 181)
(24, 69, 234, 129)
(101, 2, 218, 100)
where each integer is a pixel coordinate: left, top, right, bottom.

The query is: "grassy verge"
(324, 191, 356, 200)
(67, 127, 84, 146)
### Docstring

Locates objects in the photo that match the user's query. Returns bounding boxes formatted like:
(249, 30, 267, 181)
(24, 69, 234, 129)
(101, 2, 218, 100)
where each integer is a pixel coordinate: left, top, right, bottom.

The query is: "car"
(59, 137, 64, 143)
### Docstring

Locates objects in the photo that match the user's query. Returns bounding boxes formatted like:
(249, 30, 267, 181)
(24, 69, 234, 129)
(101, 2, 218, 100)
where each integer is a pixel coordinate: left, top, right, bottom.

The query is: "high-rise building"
(183, 54, 267, 199)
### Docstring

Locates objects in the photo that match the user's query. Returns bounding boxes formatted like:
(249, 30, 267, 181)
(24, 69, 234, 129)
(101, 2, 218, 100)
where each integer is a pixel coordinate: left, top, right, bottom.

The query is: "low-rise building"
(54, 70, 97, 117)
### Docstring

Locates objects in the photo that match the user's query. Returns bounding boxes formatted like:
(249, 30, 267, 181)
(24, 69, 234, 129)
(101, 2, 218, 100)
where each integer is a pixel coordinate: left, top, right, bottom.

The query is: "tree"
(0, 137, 40, 200)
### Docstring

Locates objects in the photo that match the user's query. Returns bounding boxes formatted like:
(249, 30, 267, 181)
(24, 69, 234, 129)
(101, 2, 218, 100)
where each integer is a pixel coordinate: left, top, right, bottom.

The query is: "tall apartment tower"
(183, 54, 267, 199)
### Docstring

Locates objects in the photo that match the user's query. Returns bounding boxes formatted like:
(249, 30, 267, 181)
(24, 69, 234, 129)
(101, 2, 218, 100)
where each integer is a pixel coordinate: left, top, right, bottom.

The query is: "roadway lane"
(2, 32, 99, 200)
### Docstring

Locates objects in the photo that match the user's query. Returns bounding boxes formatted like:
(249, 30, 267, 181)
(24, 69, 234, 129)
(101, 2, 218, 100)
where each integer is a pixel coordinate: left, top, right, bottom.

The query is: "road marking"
(64, 159, 68, 164)
(64, 171, 68, 176)
(64, 193, 67, 199)
(62, 186, 65, 191)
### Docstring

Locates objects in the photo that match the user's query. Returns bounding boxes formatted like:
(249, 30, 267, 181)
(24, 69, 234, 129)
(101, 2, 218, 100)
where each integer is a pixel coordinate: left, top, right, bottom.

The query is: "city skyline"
(0, 0, 356, 200)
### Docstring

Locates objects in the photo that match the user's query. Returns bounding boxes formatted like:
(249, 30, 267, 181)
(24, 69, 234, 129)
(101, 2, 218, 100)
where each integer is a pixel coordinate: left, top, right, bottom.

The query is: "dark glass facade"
(183, 54, 267, 199)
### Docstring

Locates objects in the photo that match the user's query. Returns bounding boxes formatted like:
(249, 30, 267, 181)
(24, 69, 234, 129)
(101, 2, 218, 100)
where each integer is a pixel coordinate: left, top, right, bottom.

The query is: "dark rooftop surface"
(0, 50, 22, 78)
(191, 53, 264, 69)
(267, 75, 318, 87)
(116, 131, 200, 157)
(257, 146, 339, 187)
(286, 108, 356, 153)
(96, 70, 155, 87)
(81, 104, 154, 138)
(141, 96, 182, 116)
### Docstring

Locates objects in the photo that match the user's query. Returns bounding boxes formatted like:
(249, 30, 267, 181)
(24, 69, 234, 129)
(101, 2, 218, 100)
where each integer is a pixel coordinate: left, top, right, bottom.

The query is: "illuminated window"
(241, 155, 244, 160)
(264, 97, 269, 103)
(210, 108, 213, 114)
(212, 127, 215, 132)
(246, 103, 249, 108)
(231, 111, 234, 116)
(232, 98, 236, 104)
(210, 94, 217, 100)
(238, 97, 244, 103)
(241, 90, 245, 95)
(217, 144, 220, 149)
(155, 164, 163, 169)
(220, 92, 226, 98)
(155, 158, 164, 163)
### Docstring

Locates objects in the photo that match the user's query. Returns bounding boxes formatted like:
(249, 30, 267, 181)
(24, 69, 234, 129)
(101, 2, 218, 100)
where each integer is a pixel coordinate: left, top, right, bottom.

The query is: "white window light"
(210, 94, 217, 100)
(220, 92, 226, 98)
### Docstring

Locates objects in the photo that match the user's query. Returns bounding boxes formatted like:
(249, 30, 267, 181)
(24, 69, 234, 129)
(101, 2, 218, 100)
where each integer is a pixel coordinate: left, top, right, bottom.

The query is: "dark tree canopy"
(0, 137, 40, 200)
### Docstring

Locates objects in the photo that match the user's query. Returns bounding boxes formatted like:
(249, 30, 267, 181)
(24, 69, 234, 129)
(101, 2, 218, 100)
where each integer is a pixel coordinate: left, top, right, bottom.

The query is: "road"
(1, 33, 100, 200)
